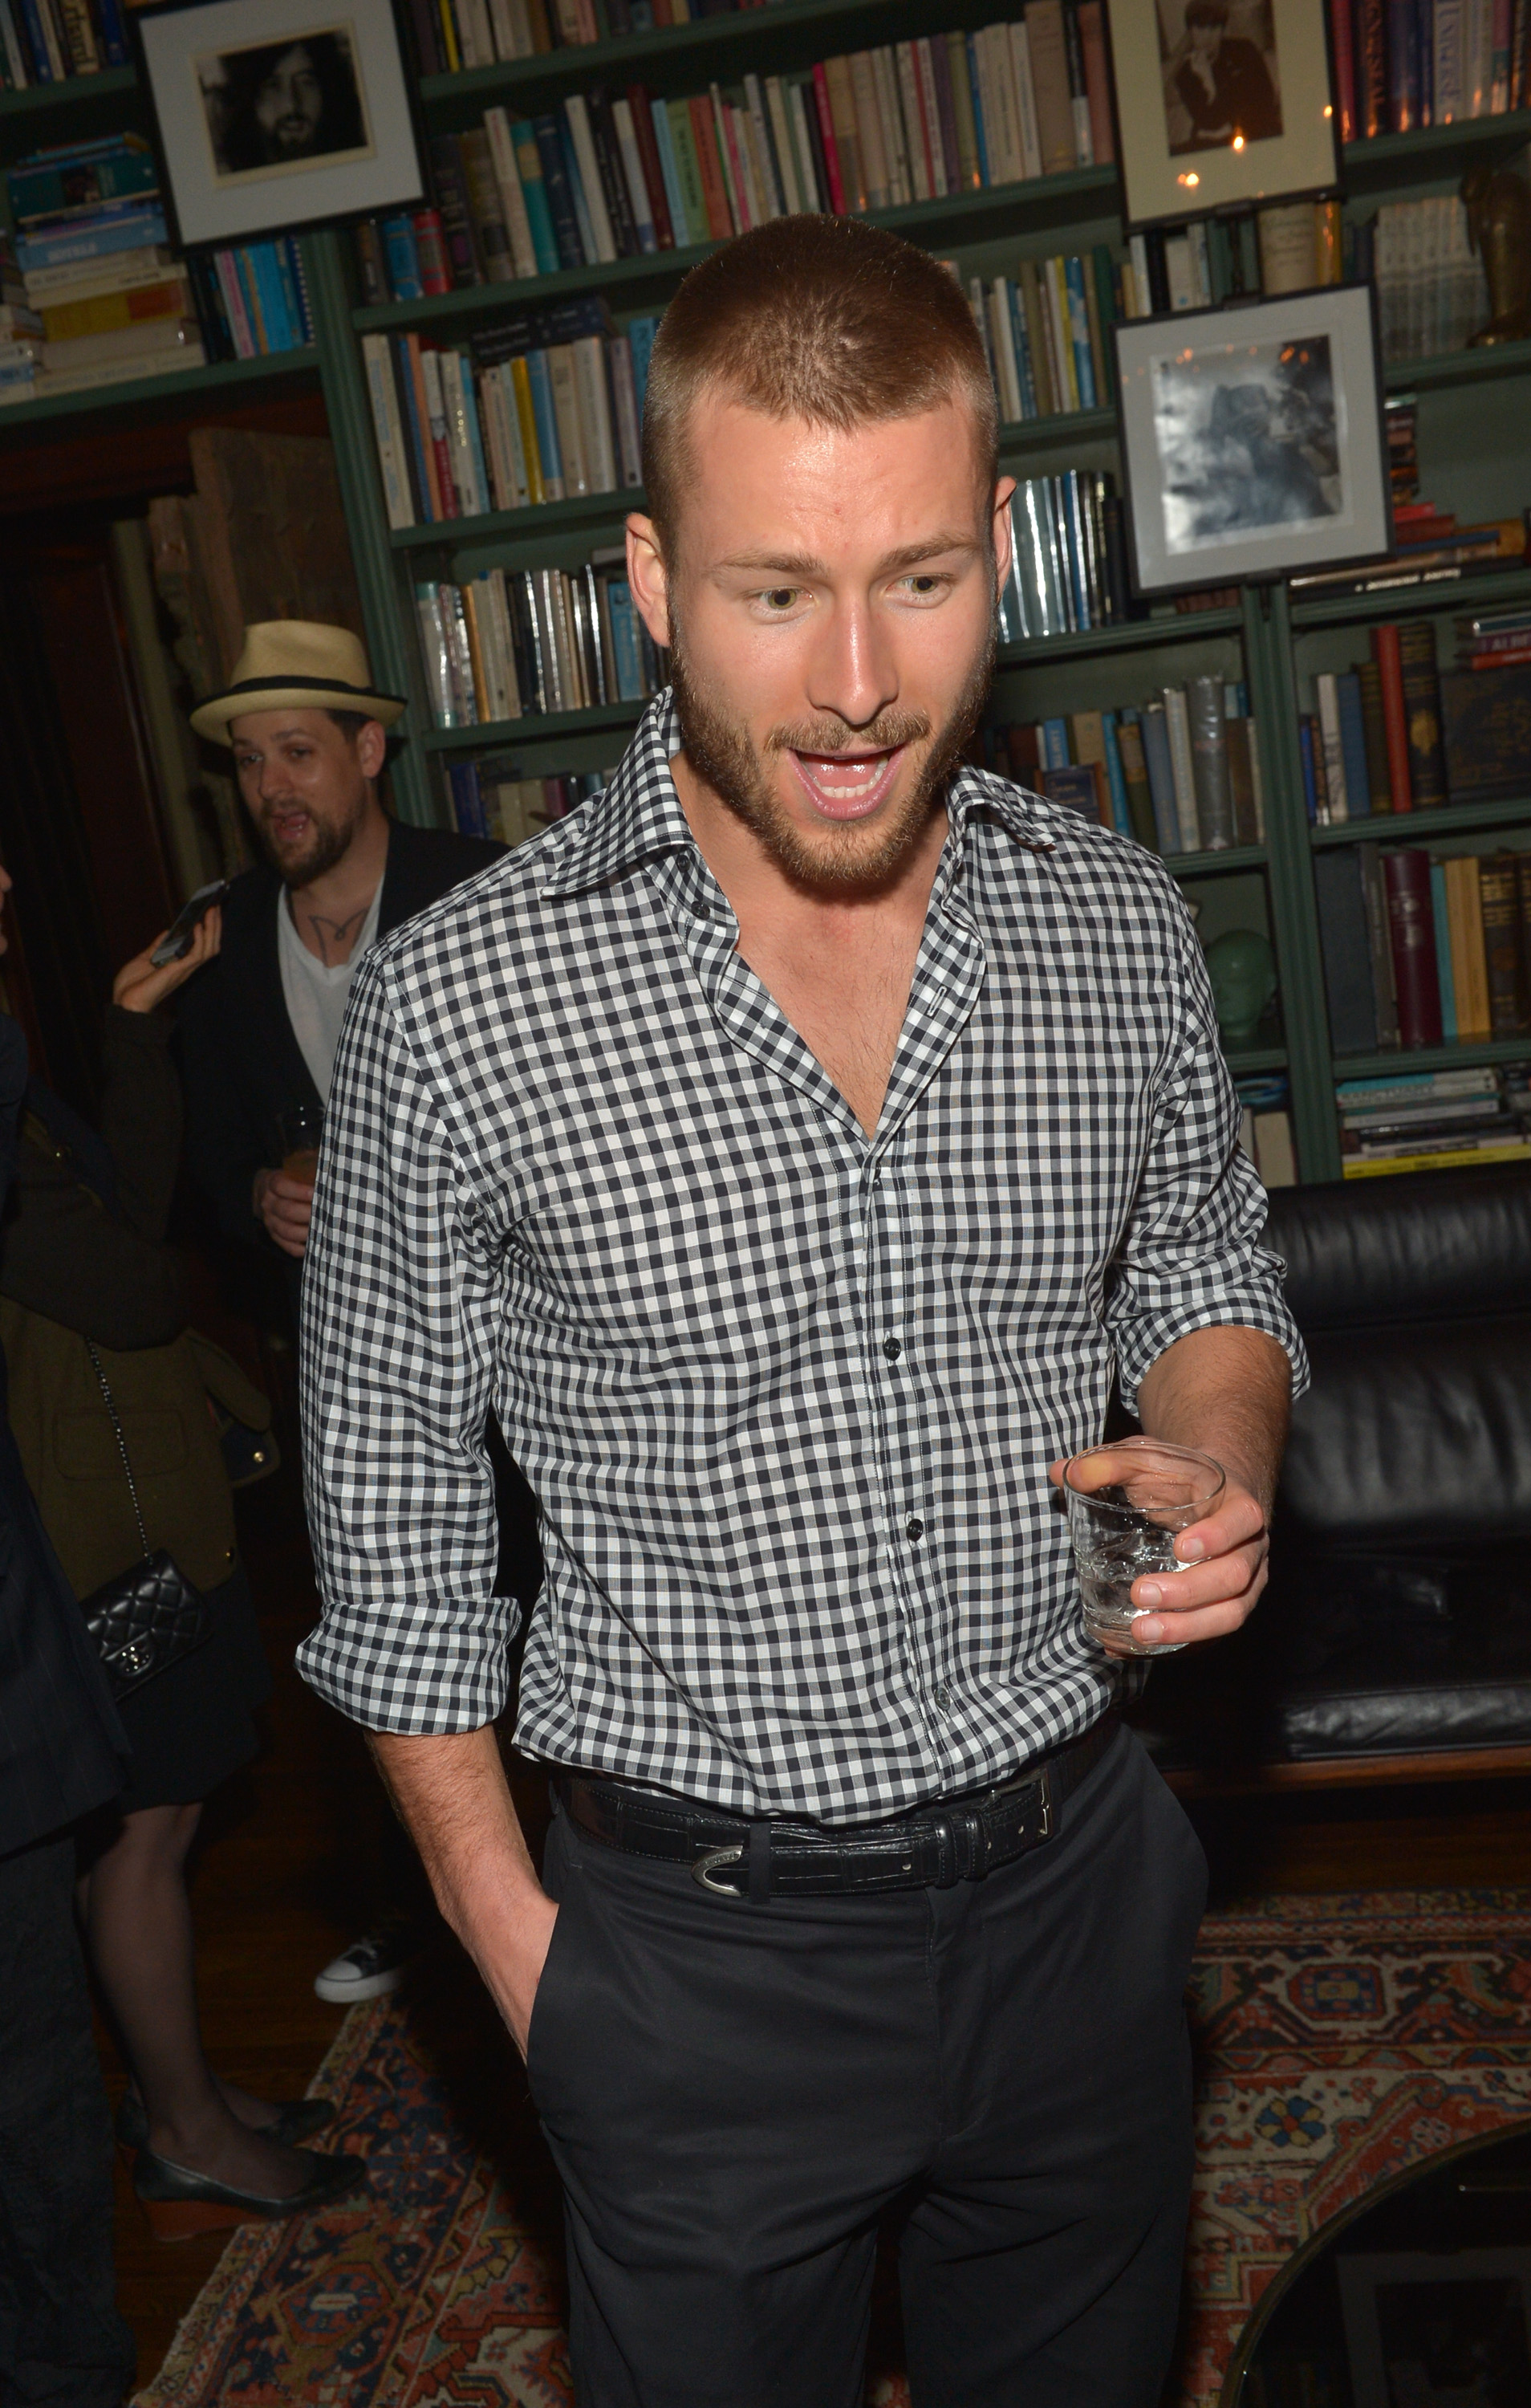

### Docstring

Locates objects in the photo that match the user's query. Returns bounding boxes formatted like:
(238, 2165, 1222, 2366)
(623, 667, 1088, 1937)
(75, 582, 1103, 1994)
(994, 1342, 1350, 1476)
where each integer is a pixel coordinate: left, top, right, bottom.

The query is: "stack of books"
(362, 298, 656, 528)
(1331, 0, 1531, 141)
(1353, 196, 1488, 362)
(966, 250, 1120, 424)
(1316, 844, 1531, 1053)
(1337, 1065, 1531, 1178)
(997, 472, 1131, 641)
(1457, 602, 1531, 669)
(408, 0, 789, 79)
(446, 760, 609, 842)
(1292, 511, 1526, 604)
(988, 680, 1265, 856)
(2, 136, 203, 405)
(416, 548, 666, 726)
(356, 13, 1114, 299)
(0, 0, 128, 85)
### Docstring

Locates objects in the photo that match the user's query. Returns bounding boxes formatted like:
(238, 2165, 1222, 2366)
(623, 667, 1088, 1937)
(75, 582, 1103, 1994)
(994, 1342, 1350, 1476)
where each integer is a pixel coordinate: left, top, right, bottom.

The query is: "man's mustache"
(765, 711, 932, 757)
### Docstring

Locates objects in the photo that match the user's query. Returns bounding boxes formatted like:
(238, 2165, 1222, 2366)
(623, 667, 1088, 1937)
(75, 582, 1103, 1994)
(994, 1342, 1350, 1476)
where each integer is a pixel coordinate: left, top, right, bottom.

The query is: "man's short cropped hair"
(640, 216, 999, 558)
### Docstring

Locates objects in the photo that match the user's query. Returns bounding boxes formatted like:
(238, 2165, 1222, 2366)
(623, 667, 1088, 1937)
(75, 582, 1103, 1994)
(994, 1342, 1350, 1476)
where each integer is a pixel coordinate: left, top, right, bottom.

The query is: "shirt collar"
(539, 690, 1056, 901)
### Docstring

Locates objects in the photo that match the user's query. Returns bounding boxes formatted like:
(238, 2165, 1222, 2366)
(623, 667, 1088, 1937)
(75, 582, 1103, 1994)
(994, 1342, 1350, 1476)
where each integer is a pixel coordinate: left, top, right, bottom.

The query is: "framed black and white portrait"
(1338, 2249, 1531, 2408)
(1108, 0, 1339, 230)
(1113, 285, 1391, 596)
(134, 0, 426, 250)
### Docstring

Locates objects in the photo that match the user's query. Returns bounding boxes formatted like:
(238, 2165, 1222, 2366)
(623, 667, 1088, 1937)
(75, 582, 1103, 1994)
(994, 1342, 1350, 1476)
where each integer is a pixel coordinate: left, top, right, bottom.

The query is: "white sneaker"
(314, 1922, 415, 2003)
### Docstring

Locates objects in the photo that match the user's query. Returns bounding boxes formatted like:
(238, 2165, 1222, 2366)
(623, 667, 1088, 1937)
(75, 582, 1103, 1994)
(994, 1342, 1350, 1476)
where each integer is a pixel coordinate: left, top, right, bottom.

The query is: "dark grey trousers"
(528, 1727, 1207, 2408)
(0, 1834, 133, 2408)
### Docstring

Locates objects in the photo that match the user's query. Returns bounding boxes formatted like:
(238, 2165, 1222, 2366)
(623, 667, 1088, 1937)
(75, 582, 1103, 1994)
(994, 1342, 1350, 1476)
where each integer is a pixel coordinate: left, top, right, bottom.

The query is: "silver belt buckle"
(692, 1843, 745, 1895)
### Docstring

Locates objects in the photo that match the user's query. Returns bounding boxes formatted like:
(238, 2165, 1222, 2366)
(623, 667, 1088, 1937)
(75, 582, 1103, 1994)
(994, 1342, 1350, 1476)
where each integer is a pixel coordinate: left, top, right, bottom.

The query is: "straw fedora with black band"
(190, 621, 407, 745)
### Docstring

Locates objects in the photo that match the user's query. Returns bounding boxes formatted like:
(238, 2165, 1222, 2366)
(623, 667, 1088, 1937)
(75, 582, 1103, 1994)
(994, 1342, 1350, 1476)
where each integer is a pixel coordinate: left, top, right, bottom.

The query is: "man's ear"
(357, 719, 388, 780)
(992, 474, 1016, 600)
(626, 513, 673, 650)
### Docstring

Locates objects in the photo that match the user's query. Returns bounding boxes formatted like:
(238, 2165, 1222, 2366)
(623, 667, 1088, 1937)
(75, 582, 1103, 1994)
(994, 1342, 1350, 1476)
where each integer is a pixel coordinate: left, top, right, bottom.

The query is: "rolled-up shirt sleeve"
(296, 948, 518, 1734)
(1105, 901, 1310, 1415)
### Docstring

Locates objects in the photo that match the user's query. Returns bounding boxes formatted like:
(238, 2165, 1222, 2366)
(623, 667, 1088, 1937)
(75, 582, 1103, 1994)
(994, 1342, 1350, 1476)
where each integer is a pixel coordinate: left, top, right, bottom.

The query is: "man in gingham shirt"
(300, 218, 1306, 2408)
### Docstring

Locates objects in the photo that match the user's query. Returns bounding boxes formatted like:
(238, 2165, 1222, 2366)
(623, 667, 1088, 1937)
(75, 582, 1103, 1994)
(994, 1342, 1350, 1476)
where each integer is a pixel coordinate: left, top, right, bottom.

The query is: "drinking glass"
(1062, 1438, 1226, 1658)
(276, 1102, 324, 1188)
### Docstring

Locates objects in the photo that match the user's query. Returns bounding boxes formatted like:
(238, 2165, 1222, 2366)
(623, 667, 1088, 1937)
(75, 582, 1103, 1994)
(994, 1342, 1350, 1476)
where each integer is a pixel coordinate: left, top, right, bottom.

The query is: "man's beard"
(667, 606, 995, 897)
(253, 799, 359, 887)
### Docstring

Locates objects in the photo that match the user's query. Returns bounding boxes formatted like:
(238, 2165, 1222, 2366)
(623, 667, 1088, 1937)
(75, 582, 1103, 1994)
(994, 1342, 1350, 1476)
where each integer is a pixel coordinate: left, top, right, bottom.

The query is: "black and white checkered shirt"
(298, 691, 1306, 1825)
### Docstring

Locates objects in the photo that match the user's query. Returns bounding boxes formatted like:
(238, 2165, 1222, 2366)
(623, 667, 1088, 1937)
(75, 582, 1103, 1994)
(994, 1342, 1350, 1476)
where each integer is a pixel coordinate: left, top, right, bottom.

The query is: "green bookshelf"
(4, 25, 1531, 1189)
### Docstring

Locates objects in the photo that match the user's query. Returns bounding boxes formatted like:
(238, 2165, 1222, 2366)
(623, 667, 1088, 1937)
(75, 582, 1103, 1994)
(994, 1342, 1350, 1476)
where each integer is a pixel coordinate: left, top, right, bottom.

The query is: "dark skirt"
(113, 1560, 273, 1814)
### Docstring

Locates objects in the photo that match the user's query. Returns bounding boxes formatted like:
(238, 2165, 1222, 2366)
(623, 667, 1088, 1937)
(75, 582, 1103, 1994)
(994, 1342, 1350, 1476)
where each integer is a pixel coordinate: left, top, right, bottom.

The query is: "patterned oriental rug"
(137, 1889, 1531, 2408)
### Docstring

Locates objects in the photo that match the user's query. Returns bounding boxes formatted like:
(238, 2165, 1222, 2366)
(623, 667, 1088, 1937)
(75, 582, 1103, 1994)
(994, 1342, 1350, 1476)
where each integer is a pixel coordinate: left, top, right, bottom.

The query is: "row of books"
(363, 299, 656, 529)
(1317, 843, 1531, 1057)
(0, 0, 126, 83)
(1302, 632, 1529, 822)
(989, 681, 1265, 857)
(1336, 1062, 1531, 1177)
(408, 0, 781, 79)
(968, 253, 1120, 425)
(416, 553, 667, 726)
(1460, 602, 1531, 669)
(445, 762, 608, 845)
(1362, 196, 1490, 361)
(355, 14, 1113, 303)
(1289, 508, 1527, 604)
(997, 473, 1131, 644)
(1332, 0, 1531, 140)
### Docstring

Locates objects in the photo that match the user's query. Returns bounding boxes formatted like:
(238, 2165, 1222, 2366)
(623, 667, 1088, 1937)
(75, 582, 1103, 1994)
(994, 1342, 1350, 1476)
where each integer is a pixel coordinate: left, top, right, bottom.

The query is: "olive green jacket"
(0, 1007, 272, 1599)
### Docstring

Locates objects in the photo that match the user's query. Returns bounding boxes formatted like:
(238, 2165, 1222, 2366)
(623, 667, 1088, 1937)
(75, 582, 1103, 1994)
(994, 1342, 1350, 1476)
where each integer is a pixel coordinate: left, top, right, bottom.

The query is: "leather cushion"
(1279, 1314, 1531, 1546)
(1271, 1582, 1531, 1759)
(1265, 1162, 1531, 1331)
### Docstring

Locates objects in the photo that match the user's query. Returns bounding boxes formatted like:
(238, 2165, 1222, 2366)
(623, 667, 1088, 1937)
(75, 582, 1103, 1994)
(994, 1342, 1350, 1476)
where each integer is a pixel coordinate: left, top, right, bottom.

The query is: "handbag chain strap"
(85, 1341, 151, 1561)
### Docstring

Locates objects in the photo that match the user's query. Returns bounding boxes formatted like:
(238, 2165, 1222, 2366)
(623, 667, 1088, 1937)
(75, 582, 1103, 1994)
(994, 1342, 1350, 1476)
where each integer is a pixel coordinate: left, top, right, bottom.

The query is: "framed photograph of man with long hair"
(134, 0, 426, 251)
(1108, 0, 1341, 230)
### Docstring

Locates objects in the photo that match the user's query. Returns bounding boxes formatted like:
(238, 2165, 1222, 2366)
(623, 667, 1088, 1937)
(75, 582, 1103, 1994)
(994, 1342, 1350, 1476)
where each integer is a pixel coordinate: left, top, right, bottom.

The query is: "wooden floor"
(109, 1450, 1531, 2393)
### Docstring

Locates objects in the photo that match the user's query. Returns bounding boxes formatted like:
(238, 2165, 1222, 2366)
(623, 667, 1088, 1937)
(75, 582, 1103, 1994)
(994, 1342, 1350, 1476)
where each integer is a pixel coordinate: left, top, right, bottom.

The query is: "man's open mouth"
(789, 746, 905, 821)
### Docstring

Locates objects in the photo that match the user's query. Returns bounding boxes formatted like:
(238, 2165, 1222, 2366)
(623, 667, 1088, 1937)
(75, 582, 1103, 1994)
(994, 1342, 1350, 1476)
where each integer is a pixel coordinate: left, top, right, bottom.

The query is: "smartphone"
(150, 880, 229, 967)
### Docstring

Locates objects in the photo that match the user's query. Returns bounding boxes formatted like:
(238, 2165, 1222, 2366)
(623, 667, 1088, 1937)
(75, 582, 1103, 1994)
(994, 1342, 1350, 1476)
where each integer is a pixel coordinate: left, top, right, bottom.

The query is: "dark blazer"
(0, 1015, 126, 1857)
(178, 820, 503, 1249)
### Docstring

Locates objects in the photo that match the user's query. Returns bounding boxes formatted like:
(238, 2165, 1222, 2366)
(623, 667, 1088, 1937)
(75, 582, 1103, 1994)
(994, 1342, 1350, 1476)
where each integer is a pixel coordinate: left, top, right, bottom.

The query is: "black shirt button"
(883, 1336, 902, 1361)
(906, 1517, 924, 1541)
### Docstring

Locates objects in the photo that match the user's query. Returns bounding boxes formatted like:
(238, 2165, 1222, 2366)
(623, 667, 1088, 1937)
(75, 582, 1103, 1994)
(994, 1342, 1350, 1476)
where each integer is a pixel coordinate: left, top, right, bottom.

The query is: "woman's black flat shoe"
(133, 2142, 366, 2240)
(116, 2091, 337, 2153)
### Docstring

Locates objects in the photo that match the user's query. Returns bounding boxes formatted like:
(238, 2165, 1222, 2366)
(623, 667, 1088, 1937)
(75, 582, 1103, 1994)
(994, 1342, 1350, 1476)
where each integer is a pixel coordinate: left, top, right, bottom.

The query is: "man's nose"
(802, 596, 898, 734)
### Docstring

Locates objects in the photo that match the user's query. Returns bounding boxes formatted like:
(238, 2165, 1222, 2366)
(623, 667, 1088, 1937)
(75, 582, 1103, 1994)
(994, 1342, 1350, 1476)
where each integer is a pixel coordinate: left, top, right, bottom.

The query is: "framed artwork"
(132, 0, 427, 251)
(1108, 0, 1340, 230)
(1112, 283, 1391, 596)
(1337, 2249, 1531, 2407)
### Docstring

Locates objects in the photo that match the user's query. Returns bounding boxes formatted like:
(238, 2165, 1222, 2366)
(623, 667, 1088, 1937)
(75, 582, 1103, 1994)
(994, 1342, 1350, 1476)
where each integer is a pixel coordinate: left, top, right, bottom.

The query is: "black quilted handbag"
(77, 1343, 213, 1701)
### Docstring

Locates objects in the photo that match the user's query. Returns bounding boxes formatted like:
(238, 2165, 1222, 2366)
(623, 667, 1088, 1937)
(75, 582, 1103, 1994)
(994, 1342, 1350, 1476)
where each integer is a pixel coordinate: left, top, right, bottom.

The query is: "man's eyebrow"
(713, 532, 981, 579)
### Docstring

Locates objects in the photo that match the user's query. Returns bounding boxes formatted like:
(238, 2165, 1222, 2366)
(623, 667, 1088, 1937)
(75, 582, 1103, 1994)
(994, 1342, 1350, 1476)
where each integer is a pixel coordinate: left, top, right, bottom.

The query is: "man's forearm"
(1135, 1323, 1291, 1512)
(368, 1726, 554, 2046)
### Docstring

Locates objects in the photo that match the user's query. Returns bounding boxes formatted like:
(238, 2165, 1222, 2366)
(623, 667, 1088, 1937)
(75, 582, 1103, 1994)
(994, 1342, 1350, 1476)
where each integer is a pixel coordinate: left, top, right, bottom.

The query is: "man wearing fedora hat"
(180, 620, 504, 1280)
(177, 620, 512, 2007)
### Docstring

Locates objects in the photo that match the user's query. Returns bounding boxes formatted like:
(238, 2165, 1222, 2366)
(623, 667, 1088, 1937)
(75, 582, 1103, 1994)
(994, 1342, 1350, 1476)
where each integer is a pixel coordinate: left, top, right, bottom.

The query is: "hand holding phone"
(149, 880, 230, 967)
(115, 901, 225, 1016)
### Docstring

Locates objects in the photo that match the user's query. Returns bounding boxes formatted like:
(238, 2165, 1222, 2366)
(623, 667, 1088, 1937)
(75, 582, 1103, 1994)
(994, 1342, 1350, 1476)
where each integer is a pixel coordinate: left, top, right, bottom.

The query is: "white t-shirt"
(276, 880, 383, 1102)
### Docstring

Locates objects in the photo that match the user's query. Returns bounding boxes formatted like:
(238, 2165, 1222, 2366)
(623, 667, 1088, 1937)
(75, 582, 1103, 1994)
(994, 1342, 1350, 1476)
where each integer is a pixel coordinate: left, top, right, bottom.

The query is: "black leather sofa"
(1127, 1161, 1531, 1790)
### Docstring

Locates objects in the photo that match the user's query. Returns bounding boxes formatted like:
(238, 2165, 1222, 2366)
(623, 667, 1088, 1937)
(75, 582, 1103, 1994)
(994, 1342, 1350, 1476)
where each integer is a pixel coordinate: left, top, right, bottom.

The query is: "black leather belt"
(554, 1716, 1119, 1902)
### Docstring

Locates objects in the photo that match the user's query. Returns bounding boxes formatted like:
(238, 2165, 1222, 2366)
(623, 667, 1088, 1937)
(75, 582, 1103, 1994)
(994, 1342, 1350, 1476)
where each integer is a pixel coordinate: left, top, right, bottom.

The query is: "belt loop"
(747, 1821, 773, 1905)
